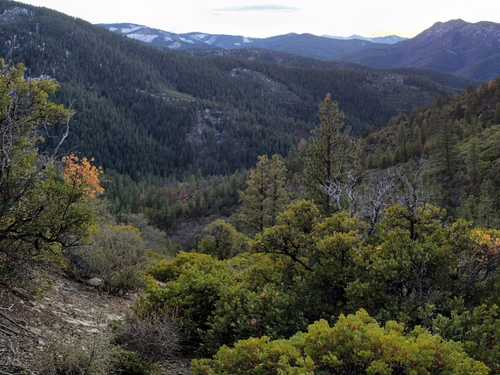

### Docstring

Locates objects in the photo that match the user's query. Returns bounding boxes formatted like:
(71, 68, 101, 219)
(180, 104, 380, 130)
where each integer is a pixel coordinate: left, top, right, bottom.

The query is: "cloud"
(212, 4, 300, 13)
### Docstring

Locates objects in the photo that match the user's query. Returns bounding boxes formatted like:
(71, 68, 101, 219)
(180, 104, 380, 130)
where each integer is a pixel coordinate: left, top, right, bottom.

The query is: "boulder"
(85, 278, 103, 288)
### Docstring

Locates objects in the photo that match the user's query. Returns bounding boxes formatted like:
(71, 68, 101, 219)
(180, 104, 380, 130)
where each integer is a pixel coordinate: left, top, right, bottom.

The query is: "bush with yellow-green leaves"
(193, 310, 490, 375)
(140, 200, 499, 369)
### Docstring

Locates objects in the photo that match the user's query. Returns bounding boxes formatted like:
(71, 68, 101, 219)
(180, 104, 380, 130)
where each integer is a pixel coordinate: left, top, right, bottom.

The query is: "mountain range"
(101, 19, 500, 81)
(101, 23, 407, 51)
(99, 23, 384, 61)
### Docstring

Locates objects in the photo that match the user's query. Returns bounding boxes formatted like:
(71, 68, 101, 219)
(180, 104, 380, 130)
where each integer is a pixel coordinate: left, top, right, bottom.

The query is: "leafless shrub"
(114, 312, 179, 361)
(323, 159, 433, 236)
(358, 170, 397, 235)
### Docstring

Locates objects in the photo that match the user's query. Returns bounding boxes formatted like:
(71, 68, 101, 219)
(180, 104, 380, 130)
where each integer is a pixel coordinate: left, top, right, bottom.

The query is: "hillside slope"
(365, 78, 500, 223)
(0, 1, 474, 178)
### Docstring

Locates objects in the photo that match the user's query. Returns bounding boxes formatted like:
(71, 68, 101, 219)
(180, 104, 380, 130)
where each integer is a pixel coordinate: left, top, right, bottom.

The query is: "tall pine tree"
(239, 155, 289, 234)
(302, 95, 359, 213)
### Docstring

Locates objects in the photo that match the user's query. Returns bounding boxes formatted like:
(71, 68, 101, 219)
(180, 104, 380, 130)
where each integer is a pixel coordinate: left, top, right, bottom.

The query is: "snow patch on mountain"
(126, 33, 158, 43)
(206, 36, 217, 45)
(0, 6, 34, 22)
(180, 37, 194, 44)
(169, 42, 182, 49)
(120, 25, 143, 34)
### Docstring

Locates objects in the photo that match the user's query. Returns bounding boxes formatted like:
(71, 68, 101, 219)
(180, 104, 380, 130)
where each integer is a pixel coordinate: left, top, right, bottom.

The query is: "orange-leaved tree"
(64, 154, 104, 199)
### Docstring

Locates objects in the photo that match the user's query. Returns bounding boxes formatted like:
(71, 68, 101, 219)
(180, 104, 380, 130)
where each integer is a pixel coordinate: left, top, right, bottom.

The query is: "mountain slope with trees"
(364, 77, 500, 225)
(347, 19, 500, 81)
(1, 58, 499, 374)
(0, 0, 474, 178)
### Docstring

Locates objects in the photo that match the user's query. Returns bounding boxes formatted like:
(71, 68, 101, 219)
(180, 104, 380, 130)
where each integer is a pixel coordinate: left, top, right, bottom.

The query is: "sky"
(20, 0, 500, 38)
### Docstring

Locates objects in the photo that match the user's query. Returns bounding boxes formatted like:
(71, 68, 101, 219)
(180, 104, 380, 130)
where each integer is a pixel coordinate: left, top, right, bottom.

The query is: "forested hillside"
(364, 78, 500, 225)
(2, 63, 498, 373)
(0, 0, 473, 178)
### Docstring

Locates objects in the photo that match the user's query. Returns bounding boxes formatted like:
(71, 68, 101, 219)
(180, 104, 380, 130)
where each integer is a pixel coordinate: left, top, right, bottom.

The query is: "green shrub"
(0, 63, 96, 280)
(194, 337, 313, 375)
(70, 224, 148, 293)
(142, 202, 500, 363)
(121, 213, 179, 258)
(432, 303, 500, 373)
(198, 220, 249, 259)
(139, 252, 230, 349)
(193, 310, 490, 375)
(109, 349, 153, 375)
(140, 252, 305, 354)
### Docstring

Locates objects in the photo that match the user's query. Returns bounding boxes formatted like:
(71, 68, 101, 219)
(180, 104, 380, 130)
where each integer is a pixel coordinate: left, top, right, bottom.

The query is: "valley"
(0, 0, 499, 374)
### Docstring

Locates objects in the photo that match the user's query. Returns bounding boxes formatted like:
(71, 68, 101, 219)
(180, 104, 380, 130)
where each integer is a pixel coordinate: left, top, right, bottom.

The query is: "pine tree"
(415, 124, 425, 158)
(265, 155, 290, 227)
(302, 95, 358, 213)
(432, 118, 461, 211)
(495, 103, 500, 124)
(396, 119, 409, 162)
(466, 137, 481, 197)
(239, 155, 290, 234)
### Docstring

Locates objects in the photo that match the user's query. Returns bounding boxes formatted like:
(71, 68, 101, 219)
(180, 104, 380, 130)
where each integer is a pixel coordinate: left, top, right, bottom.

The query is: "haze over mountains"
(101, 19, 500, 81)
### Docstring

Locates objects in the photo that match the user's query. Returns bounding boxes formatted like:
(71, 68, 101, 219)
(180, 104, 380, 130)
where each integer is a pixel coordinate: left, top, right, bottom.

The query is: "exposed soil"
(0, 273, 191, 374)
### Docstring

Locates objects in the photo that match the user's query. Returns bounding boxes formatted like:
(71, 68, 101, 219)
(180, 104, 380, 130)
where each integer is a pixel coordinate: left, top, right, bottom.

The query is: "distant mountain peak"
(417, 18, 500, 40)
(423, 19, 468, 34)
(348, 19, 500, 81)
(435, 19, 468, 26)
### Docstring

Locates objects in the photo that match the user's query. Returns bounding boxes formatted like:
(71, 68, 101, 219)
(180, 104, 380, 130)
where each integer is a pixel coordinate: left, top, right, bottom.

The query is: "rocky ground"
(0, 273, 190, 374)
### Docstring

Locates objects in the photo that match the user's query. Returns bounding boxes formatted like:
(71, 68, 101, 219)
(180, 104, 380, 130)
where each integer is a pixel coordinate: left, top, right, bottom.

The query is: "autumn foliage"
(64, 154, 104, 198)
(472, 229, 500, 257)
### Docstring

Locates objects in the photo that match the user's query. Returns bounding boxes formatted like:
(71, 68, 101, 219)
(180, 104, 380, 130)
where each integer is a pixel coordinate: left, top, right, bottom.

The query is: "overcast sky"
(20, 0, 500, 38)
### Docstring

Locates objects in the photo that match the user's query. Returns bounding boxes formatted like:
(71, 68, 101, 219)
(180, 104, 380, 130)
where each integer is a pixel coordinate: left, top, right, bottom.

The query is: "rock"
(28, 327, 42, 336)
(85, 278, 103, 288)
